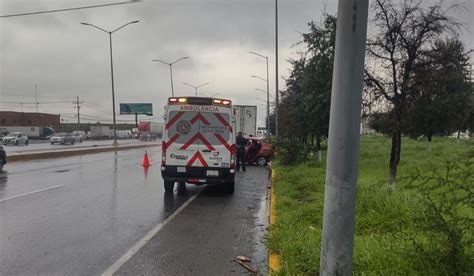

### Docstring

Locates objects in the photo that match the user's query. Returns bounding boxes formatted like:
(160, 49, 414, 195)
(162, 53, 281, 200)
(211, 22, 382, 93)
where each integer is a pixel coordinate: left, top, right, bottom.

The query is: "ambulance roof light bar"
(168, 97, 187, 104)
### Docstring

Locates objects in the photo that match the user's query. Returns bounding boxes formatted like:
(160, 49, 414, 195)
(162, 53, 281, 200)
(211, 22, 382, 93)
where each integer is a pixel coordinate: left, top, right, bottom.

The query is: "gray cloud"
(1, 0, 472, 126)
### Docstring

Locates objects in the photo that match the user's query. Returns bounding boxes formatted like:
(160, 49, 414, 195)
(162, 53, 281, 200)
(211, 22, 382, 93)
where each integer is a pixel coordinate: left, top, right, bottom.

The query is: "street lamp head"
(80, 22, 90, 25)
(130, 20, 139, 24)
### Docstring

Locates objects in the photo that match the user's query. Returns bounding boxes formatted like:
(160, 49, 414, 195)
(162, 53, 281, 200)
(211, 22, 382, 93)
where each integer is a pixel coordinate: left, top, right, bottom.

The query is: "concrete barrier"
(7, 143, 160, 162)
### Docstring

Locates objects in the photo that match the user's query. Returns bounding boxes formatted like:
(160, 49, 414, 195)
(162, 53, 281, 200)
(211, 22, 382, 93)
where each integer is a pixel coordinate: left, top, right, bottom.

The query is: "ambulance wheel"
(164, 181, 174, 192)
(256, 157, 267, 166)
(226, 181, 234, 194)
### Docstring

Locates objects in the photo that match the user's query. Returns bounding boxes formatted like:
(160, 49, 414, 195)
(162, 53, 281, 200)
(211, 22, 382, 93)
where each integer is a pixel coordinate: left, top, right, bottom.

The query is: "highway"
(0, 147, 269, 275)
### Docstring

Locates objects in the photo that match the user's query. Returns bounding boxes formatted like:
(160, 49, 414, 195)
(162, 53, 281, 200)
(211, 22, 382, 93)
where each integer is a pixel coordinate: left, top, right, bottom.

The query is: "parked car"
(0, 145, 6, 171)
(3, 132, 29, 145)
(50, 133, 75, 145)
(244, 137, 274, 166)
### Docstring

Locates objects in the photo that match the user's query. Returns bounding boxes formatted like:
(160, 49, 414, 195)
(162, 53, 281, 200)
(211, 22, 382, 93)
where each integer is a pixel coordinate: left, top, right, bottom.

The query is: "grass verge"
(267, 136, 473, 274)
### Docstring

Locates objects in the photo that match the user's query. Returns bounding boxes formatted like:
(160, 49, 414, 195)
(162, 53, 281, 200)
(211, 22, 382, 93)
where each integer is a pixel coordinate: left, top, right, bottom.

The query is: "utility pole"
(35, 84, 39, 113)
(73, 96, 83, 130)
(274, 0, 280, 143)
(319, 0, 369, 275)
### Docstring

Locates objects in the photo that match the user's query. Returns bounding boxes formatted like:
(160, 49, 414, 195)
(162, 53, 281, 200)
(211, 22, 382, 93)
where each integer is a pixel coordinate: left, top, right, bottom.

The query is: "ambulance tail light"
(213, 99, 222, 104)
(222, 100, 231, 105)
(169, 97, 178, 103)
(162, 143, 166, 165)
(230, 144, 236, 168)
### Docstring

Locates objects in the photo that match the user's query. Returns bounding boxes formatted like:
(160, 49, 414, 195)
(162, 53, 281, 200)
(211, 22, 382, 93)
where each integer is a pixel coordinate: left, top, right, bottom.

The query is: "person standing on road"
(236, 132, 247, 171)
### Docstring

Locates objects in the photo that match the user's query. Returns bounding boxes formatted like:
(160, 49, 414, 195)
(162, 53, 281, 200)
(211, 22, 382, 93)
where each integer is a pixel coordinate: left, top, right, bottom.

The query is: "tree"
(405, 39, 472, 141)
(277, 14, 336, 155)
(364, 0, 459, 189)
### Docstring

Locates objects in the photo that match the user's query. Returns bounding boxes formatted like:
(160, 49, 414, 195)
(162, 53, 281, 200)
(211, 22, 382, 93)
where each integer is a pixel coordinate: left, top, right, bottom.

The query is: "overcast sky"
(1, 0, 472, 126)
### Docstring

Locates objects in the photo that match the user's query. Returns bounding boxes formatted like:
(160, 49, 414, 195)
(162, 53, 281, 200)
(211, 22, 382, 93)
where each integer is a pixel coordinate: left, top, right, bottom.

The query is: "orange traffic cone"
(142, 151, 151, 167)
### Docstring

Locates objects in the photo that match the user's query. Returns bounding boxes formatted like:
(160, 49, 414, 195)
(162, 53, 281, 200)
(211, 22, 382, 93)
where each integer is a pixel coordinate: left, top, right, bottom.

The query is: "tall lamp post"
(275, 0, 280, 143)
(81, 20, 139, 146)
(251, 74, 270, 140)
(152, 57, 189, 97)
(250, 51, 270, 140)
(182, 82, 210, 96)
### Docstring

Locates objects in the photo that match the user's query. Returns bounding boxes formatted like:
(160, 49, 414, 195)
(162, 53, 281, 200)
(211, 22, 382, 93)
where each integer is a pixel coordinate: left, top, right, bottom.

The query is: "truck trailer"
(233, 105, 257, 136)
(0, 126, 55, 139)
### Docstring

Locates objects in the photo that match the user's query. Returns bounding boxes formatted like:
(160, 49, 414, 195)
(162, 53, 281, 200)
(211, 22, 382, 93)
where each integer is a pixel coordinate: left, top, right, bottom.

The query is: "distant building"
(0, 111, 60, 129)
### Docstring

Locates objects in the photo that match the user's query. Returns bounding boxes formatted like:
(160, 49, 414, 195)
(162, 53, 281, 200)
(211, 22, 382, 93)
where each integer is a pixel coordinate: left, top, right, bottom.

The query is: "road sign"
(119, 103, 153, 115)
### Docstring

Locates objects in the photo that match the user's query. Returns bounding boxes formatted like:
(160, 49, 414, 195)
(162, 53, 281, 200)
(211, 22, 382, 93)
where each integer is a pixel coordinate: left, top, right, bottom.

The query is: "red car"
(244, 137, 274, 166)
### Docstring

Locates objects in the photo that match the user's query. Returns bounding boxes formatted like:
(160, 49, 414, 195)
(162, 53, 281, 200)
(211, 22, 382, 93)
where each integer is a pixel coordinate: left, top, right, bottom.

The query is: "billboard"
(119, 103, 153, 115)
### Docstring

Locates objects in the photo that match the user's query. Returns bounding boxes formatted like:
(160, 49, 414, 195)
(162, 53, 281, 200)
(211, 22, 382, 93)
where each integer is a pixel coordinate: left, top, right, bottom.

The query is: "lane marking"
(0, 185, 64, 203)
(102, 191, 201, 276)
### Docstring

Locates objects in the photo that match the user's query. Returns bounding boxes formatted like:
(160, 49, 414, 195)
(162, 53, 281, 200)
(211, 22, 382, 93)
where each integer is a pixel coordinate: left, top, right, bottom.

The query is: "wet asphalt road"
(0, 148, 270, 275)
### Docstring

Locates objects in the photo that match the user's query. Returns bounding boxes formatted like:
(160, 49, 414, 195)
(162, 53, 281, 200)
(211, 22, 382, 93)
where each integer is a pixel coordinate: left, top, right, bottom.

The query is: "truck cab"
(161, 96, 236, 193)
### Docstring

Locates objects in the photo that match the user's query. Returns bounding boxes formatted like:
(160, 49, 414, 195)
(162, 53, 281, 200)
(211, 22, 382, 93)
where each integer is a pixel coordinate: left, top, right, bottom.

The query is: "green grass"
(268, 136, 473, 274)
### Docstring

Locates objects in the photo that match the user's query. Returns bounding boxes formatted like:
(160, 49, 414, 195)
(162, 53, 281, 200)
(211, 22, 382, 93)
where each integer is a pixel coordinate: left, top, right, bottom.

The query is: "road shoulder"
(113, 166, 270, 275)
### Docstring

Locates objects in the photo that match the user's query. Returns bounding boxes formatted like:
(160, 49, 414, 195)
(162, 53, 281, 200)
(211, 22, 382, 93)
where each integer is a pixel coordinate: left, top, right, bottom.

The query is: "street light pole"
(152, 57, 189, 97)
(319, 0, 369, 274)
(108, 32, 117, 145)
(81, 20, 139, 146)
(251, 68, 270, 140)
(275, 0, 280, 143)
(182, 82, 210, 96)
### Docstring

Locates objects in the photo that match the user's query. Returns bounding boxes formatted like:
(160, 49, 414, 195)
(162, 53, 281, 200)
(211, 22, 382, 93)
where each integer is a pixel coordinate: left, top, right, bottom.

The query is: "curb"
(268, 167, 281, 273)
(7, 143, 160, 162)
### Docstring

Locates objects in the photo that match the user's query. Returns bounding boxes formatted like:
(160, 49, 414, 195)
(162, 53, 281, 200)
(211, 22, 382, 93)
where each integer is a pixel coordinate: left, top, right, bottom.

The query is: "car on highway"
(2, 132, 29, 146)
(50, 133, 75, 145)
(244, 137, 274, 166)
(0, 145, 6, 171)
(72, 133, 84, 142)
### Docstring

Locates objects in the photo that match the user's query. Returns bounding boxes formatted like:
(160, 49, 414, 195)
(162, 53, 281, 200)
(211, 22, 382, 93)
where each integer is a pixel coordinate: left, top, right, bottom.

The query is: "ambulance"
(161, 96, 236, 193)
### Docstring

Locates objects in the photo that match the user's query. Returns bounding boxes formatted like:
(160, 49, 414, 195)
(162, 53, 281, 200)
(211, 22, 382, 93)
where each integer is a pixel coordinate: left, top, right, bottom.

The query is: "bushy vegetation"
(268, 136, 473, 274)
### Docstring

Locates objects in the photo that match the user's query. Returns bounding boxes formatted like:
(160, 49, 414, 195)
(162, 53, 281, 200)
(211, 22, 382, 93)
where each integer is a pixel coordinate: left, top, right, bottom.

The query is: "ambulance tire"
(164, 181, 175, 192)
(226, 181, 235, 194)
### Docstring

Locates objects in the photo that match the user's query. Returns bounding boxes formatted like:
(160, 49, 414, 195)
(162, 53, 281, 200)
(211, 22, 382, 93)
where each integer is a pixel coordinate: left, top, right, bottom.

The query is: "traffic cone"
(142, 151, 151, 167)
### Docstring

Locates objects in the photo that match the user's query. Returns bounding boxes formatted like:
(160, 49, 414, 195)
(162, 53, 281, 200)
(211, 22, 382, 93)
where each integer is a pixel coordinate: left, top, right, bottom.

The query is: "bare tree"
(365, 0, 460, 190)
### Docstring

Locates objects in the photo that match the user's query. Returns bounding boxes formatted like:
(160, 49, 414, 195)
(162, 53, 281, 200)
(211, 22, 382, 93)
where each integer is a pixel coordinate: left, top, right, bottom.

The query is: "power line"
(1, 92, 74, 99)
(0, 1, 141, 18)
(1, 101, 72, 104)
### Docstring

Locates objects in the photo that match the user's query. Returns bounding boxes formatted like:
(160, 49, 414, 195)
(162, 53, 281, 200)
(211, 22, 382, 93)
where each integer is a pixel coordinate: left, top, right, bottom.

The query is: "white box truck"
(90, 125, 111, 139)
(0, 126, 54, 139)
(233, 105, 257, 136)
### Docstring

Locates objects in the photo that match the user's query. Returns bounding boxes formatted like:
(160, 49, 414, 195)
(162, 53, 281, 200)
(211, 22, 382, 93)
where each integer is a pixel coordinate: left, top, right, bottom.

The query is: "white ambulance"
(161, 96, 236, 193)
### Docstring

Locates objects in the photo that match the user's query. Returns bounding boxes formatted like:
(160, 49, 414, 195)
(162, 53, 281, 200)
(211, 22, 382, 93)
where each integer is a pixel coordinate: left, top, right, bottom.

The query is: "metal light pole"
(250, 51, 270, 140)
(319, 0, 369, 275)
(275, 0, 279, 143)
(182, 82, 210, 96)
(251, 74, 270, 140)
(81, 20, 139, 146)
(152, 57, 189, 97)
